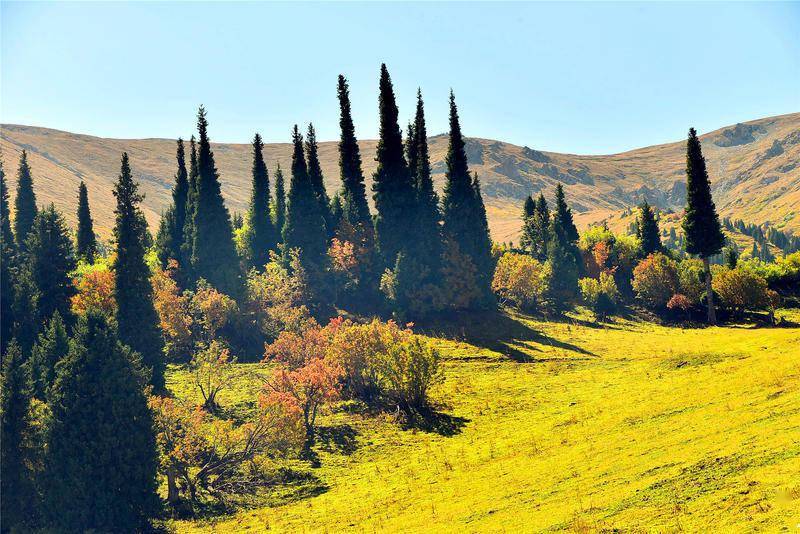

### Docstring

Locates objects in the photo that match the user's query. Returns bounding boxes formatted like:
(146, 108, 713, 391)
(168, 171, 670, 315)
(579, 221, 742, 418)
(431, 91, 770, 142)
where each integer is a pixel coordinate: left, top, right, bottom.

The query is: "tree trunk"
(167, 466, 180, 505)
(703, 257, 716, 325)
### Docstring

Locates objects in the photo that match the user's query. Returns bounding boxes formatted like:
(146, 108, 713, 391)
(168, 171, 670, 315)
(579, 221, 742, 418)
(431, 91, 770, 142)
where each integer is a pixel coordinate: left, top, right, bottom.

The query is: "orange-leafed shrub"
(152, 262, 193, 359)
(191, 279, 238, 340)
(492, 252, 547, 311)
(666, 293, 692, 313)
(632, 253, 679, 310)
(149, 394, 303, 506)
(71, 264, 115, 317)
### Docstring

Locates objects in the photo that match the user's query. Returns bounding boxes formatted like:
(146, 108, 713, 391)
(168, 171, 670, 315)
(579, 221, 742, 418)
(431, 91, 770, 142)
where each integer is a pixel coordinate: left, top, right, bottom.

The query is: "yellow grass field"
(170, 309, 800, 533)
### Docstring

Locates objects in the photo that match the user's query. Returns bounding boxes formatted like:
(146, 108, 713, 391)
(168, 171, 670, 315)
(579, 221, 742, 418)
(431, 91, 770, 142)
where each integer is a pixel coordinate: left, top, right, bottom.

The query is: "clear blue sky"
(2, 2, 798, 154)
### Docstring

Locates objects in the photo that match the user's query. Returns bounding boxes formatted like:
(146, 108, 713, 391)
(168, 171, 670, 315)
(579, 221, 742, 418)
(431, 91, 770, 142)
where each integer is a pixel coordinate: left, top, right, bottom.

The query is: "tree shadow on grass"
(401, 407, 470, 437)
(421, 309, 597, 363)
(315, 423, 359, 456)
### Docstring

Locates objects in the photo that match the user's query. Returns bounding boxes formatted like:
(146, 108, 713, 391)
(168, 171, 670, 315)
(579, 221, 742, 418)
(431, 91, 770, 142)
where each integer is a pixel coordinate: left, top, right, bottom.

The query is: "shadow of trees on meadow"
(421, 309, 597, 363)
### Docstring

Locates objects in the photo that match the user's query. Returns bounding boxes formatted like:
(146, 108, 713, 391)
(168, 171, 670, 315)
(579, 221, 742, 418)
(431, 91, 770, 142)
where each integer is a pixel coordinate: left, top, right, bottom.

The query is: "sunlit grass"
(170, 309, 800, 532)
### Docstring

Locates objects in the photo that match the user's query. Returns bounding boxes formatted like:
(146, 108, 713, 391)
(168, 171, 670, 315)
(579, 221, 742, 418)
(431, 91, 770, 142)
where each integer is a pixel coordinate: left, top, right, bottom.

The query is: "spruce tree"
(553, 183, 579, 244)
(181, 136, 199, 278)
(441, 92, 494, 303)
(637, 200, 662, 256)
(156, 139, 189, 269)
(681, 127, 726, 324)
(46, 312, 159, 532)
(336, 75, 372, 232)
(11, 268, 38, 357)
(283, 126, 328, 276)
(244, 133, 277, 270)
(372, 64, 416, 269)
(532, 193, 551, 261)
(13, 150, 37, 251)
(406, 121, 418, 184)
(76, 181, 97, 262)
(520, 195, 536, 252)
(272, 163, 286, 238)
(411, 89, 443, 274)
(26, 204, 76, 326)
(330, 193, 344, 232)
(0, 155, 12, 249)
(27, 310, 69, 400)
(545, 218, 579, 308)
(305, 123, 334, 237)
(1, 341, 36, 531)
(1, 157, 16, 354)
(112, 153, 165, 390)
(190, 107, 241, 295)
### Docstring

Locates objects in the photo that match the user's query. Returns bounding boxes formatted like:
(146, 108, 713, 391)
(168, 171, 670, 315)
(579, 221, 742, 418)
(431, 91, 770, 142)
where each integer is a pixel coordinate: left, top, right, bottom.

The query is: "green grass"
(168, 309, 800, 532)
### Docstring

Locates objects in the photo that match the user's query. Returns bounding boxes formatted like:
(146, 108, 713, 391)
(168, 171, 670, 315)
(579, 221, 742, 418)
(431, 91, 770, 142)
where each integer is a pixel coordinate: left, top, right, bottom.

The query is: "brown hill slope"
(1, 112, 798, 241)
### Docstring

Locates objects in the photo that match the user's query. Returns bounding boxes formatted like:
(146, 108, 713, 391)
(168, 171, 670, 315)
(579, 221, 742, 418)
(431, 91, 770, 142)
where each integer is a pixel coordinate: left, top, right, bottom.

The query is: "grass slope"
(171, 310, 800, 532)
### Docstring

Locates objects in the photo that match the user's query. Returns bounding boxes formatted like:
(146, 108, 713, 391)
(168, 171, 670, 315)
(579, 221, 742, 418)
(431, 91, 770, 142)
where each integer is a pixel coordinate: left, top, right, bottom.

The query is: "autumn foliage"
(71, 262, 115, 317)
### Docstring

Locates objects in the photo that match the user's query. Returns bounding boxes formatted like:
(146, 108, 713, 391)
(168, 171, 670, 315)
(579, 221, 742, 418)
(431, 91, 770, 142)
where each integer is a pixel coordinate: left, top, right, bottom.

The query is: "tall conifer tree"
(441, 92, 493, 302)
(283, 126, 328, 276)
(182, 136, 199, 278)
(637, 200, 662, 256)
(272, 163, 286, 237)
(190, 107, 240, 295)
(112, 153, 165, 390)
(1, 157, 16, 353)
(28, 311, 69, 400)
(411, 89, 442, 271)
(46, 312, 159, 532)
(681, 127, 725, 324)
(14, 150, 37, 251)
(26, 204, 76, 326)
(156, 139, 189, 269)
(553, 183, 579, 244)
(336, 75, 372, 232)
(520, 195, 536, 252)
(531, 193, 551, 261)
(76, 181, 97, 262)
(1, 341, 36, 530)
(244, 133, 277, 270)
(305, 124, 334, 237)
(372, 64, 416, 269)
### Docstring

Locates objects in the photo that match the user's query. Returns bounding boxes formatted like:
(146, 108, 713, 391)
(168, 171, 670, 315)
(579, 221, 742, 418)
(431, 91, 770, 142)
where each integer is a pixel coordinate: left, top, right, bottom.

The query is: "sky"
(1, 2, 798, 155)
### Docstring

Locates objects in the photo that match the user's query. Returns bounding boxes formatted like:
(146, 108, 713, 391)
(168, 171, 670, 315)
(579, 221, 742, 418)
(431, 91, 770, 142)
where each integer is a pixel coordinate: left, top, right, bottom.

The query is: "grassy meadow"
(169, 309, 800, 532)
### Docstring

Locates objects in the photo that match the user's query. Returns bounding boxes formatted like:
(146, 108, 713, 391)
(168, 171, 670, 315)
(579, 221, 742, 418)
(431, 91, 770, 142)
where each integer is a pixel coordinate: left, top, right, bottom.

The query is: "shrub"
(149, 395, 303, 509)
(152, 262, 193, 360)
(712, 267, 770, 316)
(71, 260, 116, 317)
(190, 341, 240, 413)
(373, 337, 443, 414)
(738, 252, 800, 288)
(632, 253, 679, 310)
(666, 293, 692, 313)
(191, 279, 238, 341)
(246, 252, 314, 339)
(327, 319, 412, 402)
(579, 272, 620, 319)
(677, 258, 706, 306)
(492, 252, 547, 311)
(263, 324, 342, 442)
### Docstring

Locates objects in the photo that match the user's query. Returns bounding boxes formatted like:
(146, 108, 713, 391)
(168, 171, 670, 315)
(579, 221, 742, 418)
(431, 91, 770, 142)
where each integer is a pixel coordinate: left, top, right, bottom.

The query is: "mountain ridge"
(2, 112, 798, 240)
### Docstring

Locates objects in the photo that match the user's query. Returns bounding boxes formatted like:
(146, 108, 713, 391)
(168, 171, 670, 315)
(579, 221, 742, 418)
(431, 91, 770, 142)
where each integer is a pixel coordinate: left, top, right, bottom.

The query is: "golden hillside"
(1, 112, 798, 241)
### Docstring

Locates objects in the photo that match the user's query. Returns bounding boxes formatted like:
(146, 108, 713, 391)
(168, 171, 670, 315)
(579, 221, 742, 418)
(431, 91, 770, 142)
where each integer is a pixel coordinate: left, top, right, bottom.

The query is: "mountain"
(1, 112, 798, 241)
